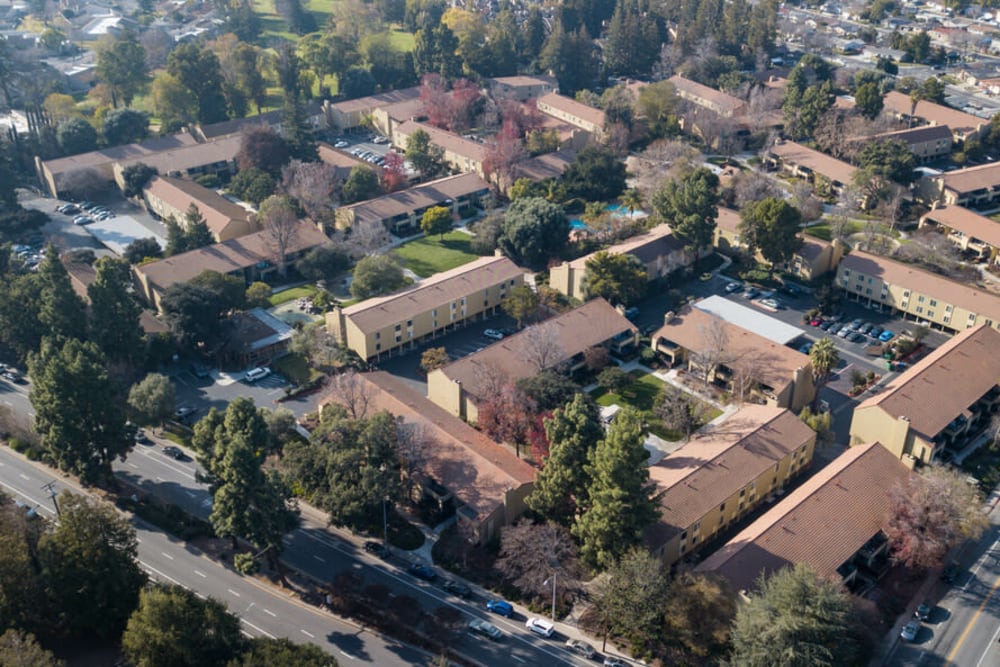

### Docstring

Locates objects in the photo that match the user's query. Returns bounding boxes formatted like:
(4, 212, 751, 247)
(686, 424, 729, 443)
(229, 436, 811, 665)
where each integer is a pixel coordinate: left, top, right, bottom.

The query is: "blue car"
(408, 563, 436, 581)
(486, 599, 513, 617)
(879, 330, 895, 342)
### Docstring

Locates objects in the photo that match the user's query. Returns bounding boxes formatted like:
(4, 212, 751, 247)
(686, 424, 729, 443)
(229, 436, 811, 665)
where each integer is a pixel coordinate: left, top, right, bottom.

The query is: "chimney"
(663, 311, 676, 325)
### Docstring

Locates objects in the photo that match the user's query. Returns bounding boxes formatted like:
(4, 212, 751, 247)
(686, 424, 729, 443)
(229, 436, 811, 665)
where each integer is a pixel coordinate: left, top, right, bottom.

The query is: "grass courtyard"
(390, 230, 482, 278)
(268, 284, 318, 306)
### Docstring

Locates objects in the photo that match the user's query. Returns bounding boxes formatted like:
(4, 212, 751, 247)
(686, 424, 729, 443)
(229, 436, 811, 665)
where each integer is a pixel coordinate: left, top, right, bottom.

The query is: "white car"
(483, 329, 505, 340)
(525, 617, 554, 637)
(468, 618, 503, 641)
(245, 367, 271, 382)
(334, 140, 349, 148)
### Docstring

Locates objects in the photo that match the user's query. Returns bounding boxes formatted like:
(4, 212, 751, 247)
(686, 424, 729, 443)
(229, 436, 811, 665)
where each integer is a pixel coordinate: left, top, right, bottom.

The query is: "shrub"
(850, 369, 867, 387)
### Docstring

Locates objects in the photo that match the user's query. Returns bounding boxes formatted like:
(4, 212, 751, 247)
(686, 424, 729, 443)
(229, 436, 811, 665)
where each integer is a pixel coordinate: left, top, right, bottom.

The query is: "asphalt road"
(885, 497, 1000, 667)
(0, 446, 428, 666)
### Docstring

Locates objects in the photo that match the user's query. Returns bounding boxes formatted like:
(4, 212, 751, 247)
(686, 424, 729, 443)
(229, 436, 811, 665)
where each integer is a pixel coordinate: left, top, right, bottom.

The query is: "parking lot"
(171, 363, 299, 419)
(334, 132, 394, 168)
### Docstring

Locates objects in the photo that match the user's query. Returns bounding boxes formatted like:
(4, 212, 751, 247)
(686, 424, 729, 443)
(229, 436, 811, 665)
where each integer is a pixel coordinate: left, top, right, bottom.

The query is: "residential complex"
(919, 205, 1000, 263)
(645, 405, 817, 567)
(392, 120, 487, 177)
(835, 249, 1000, 333)
(650, 305, 816, 412)
(933, 161, 1000, 209)
(872, 125, 953, 163)
(326, 256, 525, 362)
(143, 175, 258, 243)
(426, 299, 637, 422)
(696, 443, 912, 594)
(320, 372, 535, 544)
(764, 140, 856, 195)
(491, 75, 559, 102)
(849, 324, 1000, 465)
(548, 224, 690, 301)
(535, 93, 606, 137)
(883, 90, 988, 143)
(668, 75, 747, 118)
(324, 87, 421, 131)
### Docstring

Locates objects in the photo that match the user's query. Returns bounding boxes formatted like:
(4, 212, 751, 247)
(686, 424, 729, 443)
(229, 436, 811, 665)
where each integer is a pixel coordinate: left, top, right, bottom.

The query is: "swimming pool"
(569, 203, 647, 231)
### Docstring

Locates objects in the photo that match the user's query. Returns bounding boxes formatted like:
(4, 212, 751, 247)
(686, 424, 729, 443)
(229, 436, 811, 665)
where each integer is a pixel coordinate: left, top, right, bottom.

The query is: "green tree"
(637, 80, 679, 139)
(561, 146, 627, 202)
(245, 281, 272, 308)
(652, 166, 720, 259)
(662, 573, 737, 661)
(516, 370, 580, 412)
(167, 42, 228, 124)
(498, 196, 569, 270)
(29, 339, 131, 485)
(858, 139, 917, 185)
(584, 251, 647, 306)
(573, 407, 658, 569)
(540, 20, 598, 96)
(37, 249, 88, 343)
(102, 108, 149, 146)
(413, 22, 461, 78)
(350, 255, 406, 299)
(420, 346, 449, 373)
(164, 216, 187, 256)
(405, 128, 446, 179)
(127, 373, 176, 427)
(420, 205, 452, 238)
(227, 167, 276, 206)
(342, 166, 382, 204)
(729, 563, 864, 667)
(121, 162, 157, 198)
(96, 34, 148, 108)
(39, 493, 146, 640)
(0, 629, 62, 667)
(597, 366, 631, 394)
(528, 393, 603, 525)
(501, 284, 540, 328)
(230, 637, 337, 666)
(295, 244, 351, 283)
(88, 256, 144, 365)
(854, 81, 883, 120)
(236, 127, 291, 176)
(589, 548, 668, 653)
(56, 118, 98, 155)
(808, 337, 839, 406)
(122, 585, 244, 667)
(0, 503, 47, 638)
(799, 406, 833, 449)
(738, 197, 803, 272)
(0, 273, 45, 359)
(150, 72, 197, 131)
(184, 203, 216, 249)
(160, 282, 232, 349)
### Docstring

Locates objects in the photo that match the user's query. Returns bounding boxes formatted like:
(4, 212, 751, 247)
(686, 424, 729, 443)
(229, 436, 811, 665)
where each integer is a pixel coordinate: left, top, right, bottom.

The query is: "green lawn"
(272, 352, 323, 385)
(388, 29, 415, 52)
(269, 284, 318, 306)
(390, 230, 481, 278)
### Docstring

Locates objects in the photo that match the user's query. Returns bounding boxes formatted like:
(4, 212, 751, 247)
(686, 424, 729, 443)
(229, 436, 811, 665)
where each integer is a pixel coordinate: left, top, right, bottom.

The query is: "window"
(739, 489, 745, 497)
(928, 311, 934, 318)
(843, 269, 851, 277)
(866, 288, 872, 295)
(395, 324, 401, 331)
(916, 307, 923, 314)
(903, 290, 910, 298)
(375, 343, 381, 351)
(719, 503, 725, 512)
(680, 531, 687, 541)
(946, 305, 953, 313)
(868, 277, 873, 284)
(918, 295, 925, 303)
(432, 309, 437, 317)
(969, 313, 977, 321)
(929, 300, 937, 307)
(406, 320, 412, 327)
(395, 335, 401, 343)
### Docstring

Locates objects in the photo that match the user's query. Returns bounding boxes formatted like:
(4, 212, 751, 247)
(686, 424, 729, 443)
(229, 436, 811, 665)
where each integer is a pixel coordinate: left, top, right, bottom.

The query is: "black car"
(363, 541, 389, 558)
(443, 579, 471, 598)
(174, 406, 197, 422)
(408, 562, 436, 581)
(940, 564, 960, 584)
(162, 445, 185, 460)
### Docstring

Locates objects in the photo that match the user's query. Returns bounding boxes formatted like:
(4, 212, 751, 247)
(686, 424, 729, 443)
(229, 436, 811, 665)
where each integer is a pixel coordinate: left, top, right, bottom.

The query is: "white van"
(245, 367, 270, 383)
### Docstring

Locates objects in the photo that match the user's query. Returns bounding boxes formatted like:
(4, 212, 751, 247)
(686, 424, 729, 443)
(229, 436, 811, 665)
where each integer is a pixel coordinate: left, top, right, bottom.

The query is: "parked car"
(486, 599, 513, 617)
(915, 599, 932, 621)
(96, 211, 115, 221)
(174, 406, 197, 421)
(838, 327, 852, 338)
(604, 659, 628, 667)
(809, 317, 823, 326)
(363, 541, 389, 558)
(848, 331, 866, 343)
(134, 428, 148, 444)
(900, 620, 920, 642)
(3, 369, 25, 384)
(779, 284, 802, 296)
(798, 342, 813, 354)
(57, 204, 79, 214)
(819, 320, 837, 331)
(743, 287, 759, 300)
(334, 140, 349, 148)
(879, 330, 895, 342)
(859, 323, 874, 334)
(245, 367, 271, 382)
(72, 215, 93, 225)
(525, 617, 554, 638)
(443, 579, 471, 598)
(162, 445, 184, 460)
(565, 639, 595, 658)
(759, 298, 781, 310)
(408, 562, 436, 581)
(468, 618, 503, 641)
(483, 329, 505, 340)
(724, 281, 743, 293)
(869, 326, 883, 338)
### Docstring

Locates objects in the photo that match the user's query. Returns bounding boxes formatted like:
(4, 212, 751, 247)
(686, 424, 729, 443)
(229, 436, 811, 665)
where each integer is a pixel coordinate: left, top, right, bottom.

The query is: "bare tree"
(322, 369, 372, 420)
(59, 167, 107, 199)
(730, 350, 777, 404)
(690, 320, 732, 386)
(474, 361, 509, 400)
(259, 195, 300, 276)
(732, 171, 781, 209)
(281, 160, 341, 225)
(346, 217, 391, 255)
(496, 520, 581, 605)
(877, 184, 907, 232)
(791, 182, 824, 223)
(583, 345, 611, 372)
(518, 323, 564, 373)
(654, 384, 709, 441)
(396, 420, 434, 498)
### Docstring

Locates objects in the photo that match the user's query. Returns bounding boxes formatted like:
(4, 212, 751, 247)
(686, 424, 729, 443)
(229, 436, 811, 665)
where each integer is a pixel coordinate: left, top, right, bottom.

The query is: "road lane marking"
(300, 629, 314, 638)
(0, 480, 55, 515)
(18, 473, 28, 480)
(194, 570, 206, 578)
(186, 491, 196, 497)
(141, 562, 182, 586)
(228, 588, 241, 598)
(263, 608, 276, 617)
(241, 619, 275, 639)
(339, 651, 356, 660)
(161, 552, 174, 560)
(946, 568, 1000, 663)
(973, 623, 1000, 667)
(313, 555, 325, 562)
(512, 656, 525, 663)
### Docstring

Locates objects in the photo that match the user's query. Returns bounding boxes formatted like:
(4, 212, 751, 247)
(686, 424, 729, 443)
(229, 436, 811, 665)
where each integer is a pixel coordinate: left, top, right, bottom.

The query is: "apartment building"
(326, 256, 525, 362)
(333, 173, 490, 233)
(934, 161, 1000, 209)
(835, 249, 1000, 333)
(883, 90, 988, 143)
(143, 175, 258, 243)
(392, 120, 487, 177)
(324, 86, 421, 131)
(696, 443, 912, 593)
(548, 224, 690, 301)
(764, 140, 856, 195)
(650, 305, 816, 411)
(668, 75, 747, 118)
(871, 125, 953, 163)
(645, 406, 817, 568)
(319, 372, 535, 544)
(111, 135, 242, 191)
(849, 324, 1000, 465)
(919, 205, 1000, 263)
(134, 221, 328, 309)
(426, 299, 637, 422)
(536, 93, 606, 137)
(491, 75, 558, 102)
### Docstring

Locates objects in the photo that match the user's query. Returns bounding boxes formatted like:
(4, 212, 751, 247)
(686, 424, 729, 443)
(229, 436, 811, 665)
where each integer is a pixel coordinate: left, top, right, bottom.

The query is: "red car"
(809, 318, 823, 326)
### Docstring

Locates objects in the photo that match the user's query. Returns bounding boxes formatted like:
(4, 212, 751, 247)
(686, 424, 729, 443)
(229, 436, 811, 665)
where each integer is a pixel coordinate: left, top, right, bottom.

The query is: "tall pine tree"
(37, 248, 87, 343)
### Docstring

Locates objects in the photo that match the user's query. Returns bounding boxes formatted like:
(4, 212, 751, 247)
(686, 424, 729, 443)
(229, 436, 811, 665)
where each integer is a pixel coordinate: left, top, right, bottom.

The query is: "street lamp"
(543, 573, 557, 621)
(382, 496, 388, 545)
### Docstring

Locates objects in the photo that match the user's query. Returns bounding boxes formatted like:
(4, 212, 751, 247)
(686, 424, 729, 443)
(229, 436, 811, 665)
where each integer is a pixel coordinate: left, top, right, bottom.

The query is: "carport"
(85, 215, 166, 256)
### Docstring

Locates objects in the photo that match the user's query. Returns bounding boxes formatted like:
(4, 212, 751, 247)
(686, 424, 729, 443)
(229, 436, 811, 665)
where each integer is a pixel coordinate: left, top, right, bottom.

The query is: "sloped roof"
(668, 75, 747, 115)
(395, 120, 487, 163)
(921, 205, 1000, 249)
(537, 93, 606, 128)
(695, 443, 911, 593)
(563, 224, 684, 270)
(884, 90, 986, 137)
(769, 140, 856, 185)
(340, 172, 489, 228)
(328, 86, 421, 115)
(144, 175, 253, 238)
(938, 160, 1000, 196)
(41, 132, 199, 179)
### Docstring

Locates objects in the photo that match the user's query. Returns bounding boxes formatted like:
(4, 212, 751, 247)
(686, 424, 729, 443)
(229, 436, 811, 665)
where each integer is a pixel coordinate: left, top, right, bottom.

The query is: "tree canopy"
(652, 166, 720, 256)
(738, 197, 803, 270)
(584, 250, 647, 306)
(561, 146, 627, 202)
(350, 255, 406, 299)
(498, 196, 569, 270)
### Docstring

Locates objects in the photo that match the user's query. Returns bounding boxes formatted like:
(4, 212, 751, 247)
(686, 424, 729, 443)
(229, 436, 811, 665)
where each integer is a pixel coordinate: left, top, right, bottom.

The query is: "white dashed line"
(263, 608, 276, 617)
(161, 552, 174, 560)
(228, 588, 241, 598)
(313, 555, 325, 562)
(193, 570, 206, 578)
(300, 629, 314, 638)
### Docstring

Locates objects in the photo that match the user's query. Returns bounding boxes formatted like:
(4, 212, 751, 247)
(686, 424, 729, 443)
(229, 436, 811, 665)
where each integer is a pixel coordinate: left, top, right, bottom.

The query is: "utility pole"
(42, 481, 60, 519)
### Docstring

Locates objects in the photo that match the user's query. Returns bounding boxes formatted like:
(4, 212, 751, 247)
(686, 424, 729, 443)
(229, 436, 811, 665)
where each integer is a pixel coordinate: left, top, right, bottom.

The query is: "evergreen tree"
(572, 407, 659, 570)
(164, 215, 187, 256)
(88, 257, 143, 366)
(37, 249, 87, 343)
(652, 166, 720, 259)
(281, 96, 319, 163)
(183, 204, 215, 249)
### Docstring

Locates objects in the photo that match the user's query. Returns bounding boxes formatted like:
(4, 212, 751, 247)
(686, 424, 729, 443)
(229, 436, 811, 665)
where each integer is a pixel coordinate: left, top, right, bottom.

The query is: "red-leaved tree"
(380, 150, 407, 192)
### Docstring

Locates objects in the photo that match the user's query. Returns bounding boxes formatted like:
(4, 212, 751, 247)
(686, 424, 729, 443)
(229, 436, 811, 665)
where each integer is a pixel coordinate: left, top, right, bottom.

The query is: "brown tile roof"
(63, 258, 169, 334)
(650, 305, 811, 400)
(119, 135, 243, 174)
(322, 371, 535, 521)
(492, 75, 558, 90)
(884, 91, 986, 137)
(565, 224, 684, 270)
(668, 75, 747, 116)
(328, 86, 421, 115)
(438, 298, 636, 402)
(144, 175, 254, 238)
(938, 161, 1000, 196)
(197, 102, 323, 139)
(646, 406, 816, 545)
(341, 255, 524, 332)
(395, 120, 487, 163)
(511, 149, 576, 182)
(537, 93, 606, 128)
(316, 142, 370, 177)
(921, 205, 1000, 249)
(41, 132, 199, 178)
(769, 140, 856, 185)
(873, 124, 954, 146)
(380, 96, 428, 123)
(695, 442, 911, 592)
(136, 221, 328, 294)
(797, 236, 830, 262)
(340, 172, 489, 227)
(839, 249, 1000, 321)
(854, 324, 1000, 440)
